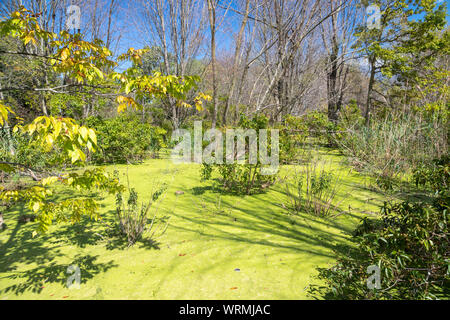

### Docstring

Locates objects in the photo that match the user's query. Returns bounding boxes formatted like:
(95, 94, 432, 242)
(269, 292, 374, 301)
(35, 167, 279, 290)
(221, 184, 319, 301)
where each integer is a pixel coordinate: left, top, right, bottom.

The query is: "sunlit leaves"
(114, 71, 210, 113)
(33, 169, 123, 232)
(0, 6, 55, 46)
(194, 92, 212, 111)
(62, 169, 125, 194)
(0, 5, 210, 236)
(20, 116, 97, 164)
(117, 47, 148, 65)
(50, 34, 115, 84)
(0, 186, 51, 211)
(116, 95, 142, 113)
(0, 6, 116, 85)
(355, 0, 449, 108)
(0, 103, 14, 126)
(0, 168, 124, 233)
(1, 6, 210, 115)
(32, 198, 100, 234)
(41, 176, 59, 186)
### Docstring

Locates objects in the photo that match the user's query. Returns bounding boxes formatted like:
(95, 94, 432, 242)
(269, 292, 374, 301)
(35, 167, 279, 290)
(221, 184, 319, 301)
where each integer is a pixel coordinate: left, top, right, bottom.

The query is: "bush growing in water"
(200, 114, 277, 195)
(283, 160, 345, 217)
(115, 177, 169, 247)
(309, 156, 450, 299)
(85, 114, 167, 164)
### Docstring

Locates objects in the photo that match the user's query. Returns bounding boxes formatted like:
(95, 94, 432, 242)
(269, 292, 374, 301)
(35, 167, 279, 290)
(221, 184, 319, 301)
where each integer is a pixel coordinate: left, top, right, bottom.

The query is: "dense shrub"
(413, 155, 450, 213)
(278, 115, 308, 164)
(338, 101, 365, 129)
(302, 111, 338, 146)
(309, 156, 450, 299)
(200, 114, 277, 195)
(0, 129, 61, 175)
(413, 155, 449, 193)
(179, 116, 213, 153)
(85, 114, 166, 164)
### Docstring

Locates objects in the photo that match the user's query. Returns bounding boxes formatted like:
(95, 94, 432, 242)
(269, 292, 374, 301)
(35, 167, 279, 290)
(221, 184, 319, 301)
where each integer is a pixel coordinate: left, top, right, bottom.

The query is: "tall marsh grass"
(336, 114, 448, 189)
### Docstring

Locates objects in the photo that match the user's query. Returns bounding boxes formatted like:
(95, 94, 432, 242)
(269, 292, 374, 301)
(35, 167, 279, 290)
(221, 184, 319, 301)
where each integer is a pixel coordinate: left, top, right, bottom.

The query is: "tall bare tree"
(221, 0, 251, 125)
(250, 0, 330, 120)
(206, 0, 219, 128)
(320, 0, 361, 122)
(134, 0, 207, 128)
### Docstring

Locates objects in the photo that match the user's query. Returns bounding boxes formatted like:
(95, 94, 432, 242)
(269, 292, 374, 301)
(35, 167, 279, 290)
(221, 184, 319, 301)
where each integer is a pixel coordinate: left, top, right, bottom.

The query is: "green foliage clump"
(302, 111, 338, 146)
(0, 131, 58, 172)
(338, 101, 365, 129)
(310, 156, 450, 300)
(85, 114, 167, 164)
(201, 114, 277, 195)
(278, 115, 307, 164)
(413, 155, 449, 192)
(413, 155, 450, 212)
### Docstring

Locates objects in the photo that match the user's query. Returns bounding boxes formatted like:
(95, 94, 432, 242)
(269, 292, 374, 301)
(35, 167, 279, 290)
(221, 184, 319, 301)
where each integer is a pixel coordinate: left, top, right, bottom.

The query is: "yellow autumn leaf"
(117, 103, 127, 113)
(60, 47, 70, 60)
(42, 176, 59, 186)
(79, 127, 88, 141)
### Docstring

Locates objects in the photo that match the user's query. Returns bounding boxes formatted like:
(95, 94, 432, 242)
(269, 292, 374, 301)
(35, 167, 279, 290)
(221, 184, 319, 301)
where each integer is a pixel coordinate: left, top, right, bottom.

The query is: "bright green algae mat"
(0, 151, 386, 299)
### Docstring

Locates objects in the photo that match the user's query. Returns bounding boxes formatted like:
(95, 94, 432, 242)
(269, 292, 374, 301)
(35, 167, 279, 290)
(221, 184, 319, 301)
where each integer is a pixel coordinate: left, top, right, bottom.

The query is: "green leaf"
(32, 202, 40, 213)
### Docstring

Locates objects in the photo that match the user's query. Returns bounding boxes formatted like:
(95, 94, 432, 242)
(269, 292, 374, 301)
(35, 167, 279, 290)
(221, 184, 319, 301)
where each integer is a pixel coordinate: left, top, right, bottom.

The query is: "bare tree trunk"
(327, 39, 339, 122)
(135, 0, 206, 128)
(223, 0, 250, 125)
(207, 0, 218, 129)
(254, 0, 325, 116)
(365, 55, 376, 125)
(106, 0, 116, 49)
(321, 0, 359, 123)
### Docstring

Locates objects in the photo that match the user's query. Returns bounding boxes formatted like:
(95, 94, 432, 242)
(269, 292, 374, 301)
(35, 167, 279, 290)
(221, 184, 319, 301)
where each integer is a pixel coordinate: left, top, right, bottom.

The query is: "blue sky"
(108, 0, 246, 71)
(76, 0, 448, 71)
